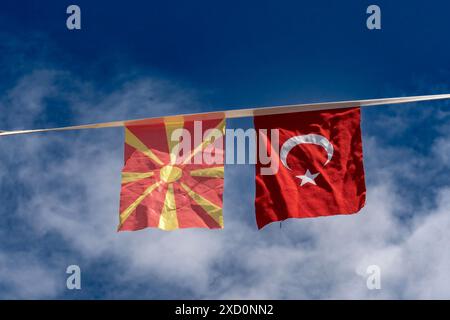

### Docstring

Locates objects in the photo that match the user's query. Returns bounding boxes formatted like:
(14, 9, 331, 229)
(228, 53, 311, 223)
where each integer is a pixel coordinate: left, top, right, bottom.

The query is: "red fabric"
(254, 107, 366, 229)
(119, 118, 225, 231)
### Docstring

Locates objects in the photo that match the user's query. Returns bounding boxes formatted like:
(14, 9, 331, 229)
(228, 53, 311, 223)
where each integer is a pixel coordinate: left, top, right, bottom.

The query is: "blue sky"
(0, 0, 450, 299)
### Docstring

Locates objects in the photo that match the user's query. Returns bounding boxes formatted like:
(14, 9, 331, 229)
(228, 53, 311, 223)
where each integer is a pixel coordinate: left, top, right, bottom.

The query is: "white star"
(296, 169, 320, 186)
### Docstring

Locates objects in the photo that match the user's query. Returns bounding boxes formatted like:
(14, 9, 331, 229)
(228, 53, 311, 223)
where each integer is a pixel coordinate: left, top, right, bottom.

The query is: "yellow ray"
(119, 181, 161, 227)
(180, 182, 223, 228)
(121, 172, 154, 184)
(189, 167, 224, 178)
(125, 127, 164, 166)
(158, 184, 179, 231)
(164, 117, 184, 165)
(182, 119, 225, 165)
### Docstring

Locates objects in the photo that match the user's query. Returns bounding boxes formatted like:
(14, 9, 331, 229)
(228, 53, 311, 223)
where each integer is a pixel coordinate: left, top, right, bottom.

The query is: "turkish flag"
(254, 107, 366, 229)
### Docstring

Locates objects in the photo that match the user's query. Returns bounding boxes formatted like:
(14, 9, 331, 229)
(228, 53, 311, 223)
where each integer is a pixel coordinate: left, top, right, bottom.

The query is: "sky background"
(0, 0, 450, 299)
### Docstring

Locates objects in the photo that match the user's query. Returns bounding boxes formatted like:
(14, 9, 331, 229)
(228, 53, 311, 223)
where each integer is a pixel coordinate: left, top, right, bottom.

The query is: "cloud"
(0, 70, 58, 128)
(0, 251, 59, 299)
(1, 68, 226, 298)
(1, 66, 450, 299)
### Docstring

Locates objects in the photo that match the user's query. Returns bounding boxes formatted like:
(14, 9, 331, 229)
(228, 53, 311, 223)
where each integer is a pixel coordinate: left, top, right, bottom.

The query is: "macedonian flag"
(118, 117, 225, 231)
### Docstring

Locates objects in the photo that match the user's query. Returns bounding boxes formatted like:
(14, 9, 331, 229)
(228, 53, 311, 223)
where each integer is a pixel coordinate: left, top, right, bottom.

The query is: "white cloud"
(0, 252, 59, 299)
(1, 69, 450, 299)
(0, 70, 59, 128)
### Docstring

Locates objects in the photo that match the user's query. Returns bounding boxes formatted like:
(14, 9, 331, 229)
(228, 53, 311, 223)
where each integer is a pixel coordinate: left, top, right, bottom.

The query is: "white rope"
(1, 94, 449, 137)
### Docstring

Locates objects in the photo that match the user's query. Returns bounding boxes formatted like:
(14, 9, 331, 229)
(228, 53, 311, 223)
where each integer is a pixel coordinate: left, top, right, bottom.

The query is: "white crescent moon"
(280, 134, 334, 170)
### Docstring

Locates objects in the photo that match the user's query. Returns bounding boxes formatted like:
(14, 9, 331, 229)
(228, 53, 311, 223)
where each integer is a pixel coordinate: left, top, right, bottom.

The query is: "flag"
(254, 107, 366, 229)
(118, 117, 225, 231)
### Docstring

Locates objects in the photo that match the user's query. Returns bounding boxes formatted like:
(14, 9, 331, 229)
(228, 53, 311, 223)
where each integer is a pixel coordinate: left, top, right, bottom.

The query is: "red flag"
(118, 117, 225, 231)
(254, 107, 366, 229)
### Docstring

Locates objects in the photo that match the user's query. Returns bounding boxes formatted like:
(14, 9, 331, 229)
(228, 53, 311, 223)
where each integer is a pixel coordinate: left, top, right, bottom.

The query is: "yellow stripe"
(164, 117, 184, 164)
(121, 172, 154, 184)
(189, 167, 224, 178)
(125, 127, 164, 166)
(119, 181, 161, 227)
(180, 182, 223, 228)
(182, 119, 225, 165)
(158, 184, 179, 230)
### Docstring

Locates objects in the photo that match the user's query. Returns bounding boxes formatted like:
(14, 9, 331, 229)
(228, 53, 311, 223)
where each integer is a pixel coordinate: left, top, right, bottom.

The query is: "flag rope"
(1, 94, 449, 137)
